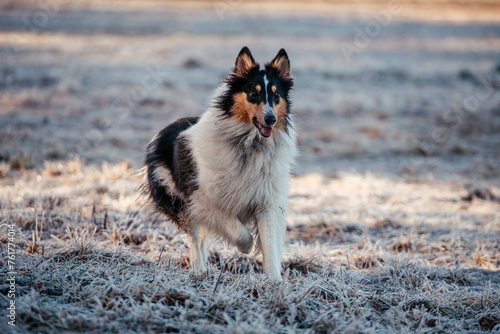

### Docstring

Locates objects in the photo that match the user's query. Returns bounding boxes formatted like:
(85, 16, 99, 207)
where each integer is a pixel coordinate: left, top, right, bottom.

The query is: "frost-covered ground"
(0, 1, 499, 333)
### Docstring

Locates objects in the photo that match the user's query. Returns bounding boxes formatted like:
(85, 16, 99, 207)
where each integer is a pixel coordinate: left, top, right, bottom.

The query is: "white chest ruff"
(184, 109, 297, 219)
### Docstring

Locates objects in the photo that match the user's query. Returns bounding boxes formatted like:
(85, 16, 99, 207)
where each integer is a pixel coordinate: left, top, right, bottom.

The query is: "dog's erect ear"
(234, 46, 256, 76)
(270, 48, 290, 77)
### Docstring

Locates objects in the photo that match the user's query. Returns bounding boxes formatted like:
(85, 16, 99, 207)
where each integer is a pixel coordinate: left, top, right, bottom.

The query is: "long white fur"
(180, 84, 297, 281)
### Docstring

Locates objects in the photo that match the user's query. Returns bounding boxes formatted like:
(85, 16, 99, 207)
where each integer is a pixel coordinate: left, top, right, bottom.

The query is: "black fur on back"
(142, 117, 199, 227)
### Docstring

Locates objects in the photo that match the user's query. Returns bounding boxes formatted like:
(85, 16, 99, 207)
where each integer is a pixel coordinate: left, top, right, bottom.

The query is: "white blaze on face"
(262, 73, 274, 117)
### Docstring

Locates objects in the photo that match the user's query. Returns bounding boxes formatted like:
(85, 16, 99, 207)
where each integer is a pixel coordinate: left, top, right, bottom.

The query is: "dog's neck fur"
(182, 84, 297, 217)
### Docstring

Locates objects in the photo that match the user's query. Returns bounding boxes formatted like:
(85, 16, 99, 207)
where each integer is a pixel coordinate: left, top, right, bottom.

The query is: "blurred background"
(0, 0, 499, 181)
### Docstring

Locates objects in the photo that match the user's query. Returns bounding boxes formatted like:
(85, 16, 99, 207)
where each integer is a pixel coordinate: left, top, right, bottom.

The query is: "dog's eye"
(250, 90, 259, 97)
(274, 91, 280, 97)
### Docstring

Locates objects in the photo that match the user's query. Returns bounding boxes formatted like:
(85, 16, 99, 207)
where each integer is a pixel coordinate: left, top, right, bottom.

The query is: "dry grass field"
(1, 1, 499, 333)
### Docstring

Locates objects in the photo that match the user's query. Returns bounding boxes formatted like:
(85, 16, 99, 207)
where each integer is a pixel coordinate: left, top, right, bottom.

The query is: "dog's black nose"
(264, 114, 277, 126)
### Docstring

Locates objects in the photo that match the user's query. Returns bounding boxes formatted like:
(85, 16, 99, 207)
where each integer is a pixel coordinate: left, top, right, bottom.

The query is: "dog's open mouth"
(253, 117, 273, 137)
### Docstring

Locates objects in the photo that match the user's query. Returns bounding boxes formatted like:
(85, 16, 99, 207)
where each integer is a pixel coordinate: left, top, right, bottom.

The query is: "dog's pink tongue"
(261, 126, 273, 137)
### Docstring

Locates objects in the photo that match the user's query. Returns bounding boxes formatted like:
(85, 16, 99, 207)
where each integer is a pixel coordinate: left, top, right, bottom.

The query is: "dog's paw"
(267, 275, 282, 283)
(236, 228, 253, 254)
(189, 253, 207, 275)
(264, 267, 283, 283)
(190, 262, 207, 275)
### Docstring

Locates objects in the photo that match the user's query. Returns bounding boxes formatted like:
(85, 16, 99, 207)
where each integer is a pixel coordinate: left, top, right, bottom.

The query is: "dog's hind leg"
(200, 226, 211, 267)
(187, 226, 206, 274)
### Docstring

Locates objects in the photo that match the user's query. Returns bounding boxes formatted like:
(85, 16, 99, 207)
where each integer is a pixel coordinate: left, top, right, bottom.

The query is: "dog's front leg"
(189, 196, 253, 255)
(257, 210, 285, 282)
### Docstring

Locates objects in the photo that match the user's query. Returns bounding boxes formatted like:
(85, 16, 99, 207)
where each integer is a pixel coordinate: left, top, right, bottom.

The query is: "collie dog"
(141, 47, 297, 281)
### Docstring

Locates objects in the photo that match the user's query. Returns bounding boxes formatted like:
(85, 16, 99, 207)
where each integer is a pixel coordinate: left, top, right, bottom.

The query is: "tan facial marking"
(230, 92, 288, 135)
(271, 86, 276, 93)
(274, 99, 288, 132)
(255, 85, 261, 92)
(230, 92, 265, 124)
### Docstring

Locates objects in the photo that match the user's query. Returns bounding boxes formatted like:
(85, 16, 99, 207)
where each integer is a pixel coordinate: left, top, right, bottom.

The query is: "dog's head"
(216, 47, 294, 137)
